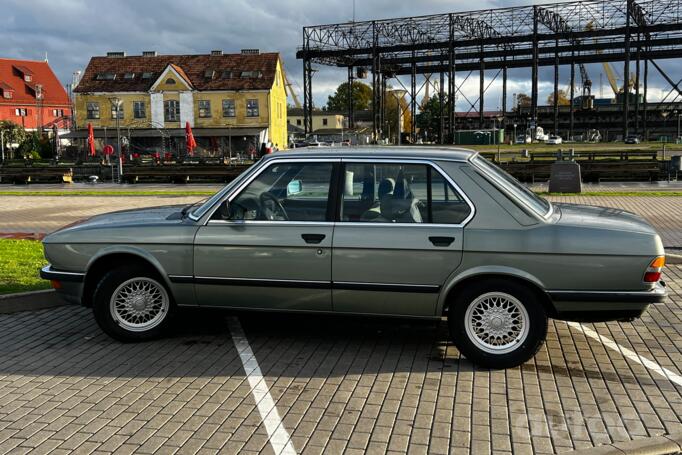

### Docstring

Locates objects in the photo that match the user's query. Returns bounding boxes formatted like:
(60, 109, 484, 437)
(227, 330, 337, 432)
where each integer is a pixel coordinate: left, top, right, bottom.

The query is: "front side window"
(222, 99, 235, 117)
(86, 102, 100, 119)
(164, 100, 179, 121)
(198, 100, 211, 118)
(246, 99, 259, 117)
(133, 101, 146, 119)
(214, 162, 334, 222)
(341, 162, 471, 224)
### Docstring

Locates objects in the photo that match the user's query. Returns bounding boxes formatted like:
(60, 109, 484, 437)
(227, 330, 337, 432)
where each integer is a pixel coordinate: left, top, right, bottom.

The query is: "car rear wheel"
(449, 280, 547, 368)
(92, 266, 173, 342)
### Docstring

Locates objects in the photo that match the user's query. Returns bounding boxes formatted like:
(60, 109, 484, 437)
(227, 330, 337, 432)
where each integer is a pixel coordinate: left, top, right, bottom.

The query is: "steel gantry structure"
(297, 0, 682, 142)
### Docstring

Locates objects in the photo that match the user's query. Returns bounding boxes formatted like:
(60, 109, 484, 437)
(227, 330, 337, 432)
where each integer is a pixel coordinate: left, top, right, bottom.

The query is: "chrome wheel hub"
(110, 277, 169, 332)
(464, 292, 530, 354)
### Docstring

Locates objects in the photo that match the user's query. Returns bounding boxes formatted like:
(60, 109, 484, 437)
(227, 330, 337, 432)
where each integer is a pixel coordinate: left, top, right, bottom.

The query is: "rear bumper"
(549, 282, 666, 322)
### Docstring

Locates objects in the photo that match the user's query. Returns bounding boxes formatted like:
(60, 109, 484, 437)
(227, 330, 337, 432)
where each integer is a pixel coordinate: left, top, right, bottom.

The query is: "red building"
(0, 57, 72, 131)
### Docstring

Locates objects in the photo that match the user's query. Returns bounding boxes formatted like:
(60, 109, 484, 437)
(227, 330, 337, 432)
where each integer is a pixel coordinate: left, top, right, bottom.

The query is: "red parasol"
(185, 121, 197, 156)
(87, 123, 96, 156)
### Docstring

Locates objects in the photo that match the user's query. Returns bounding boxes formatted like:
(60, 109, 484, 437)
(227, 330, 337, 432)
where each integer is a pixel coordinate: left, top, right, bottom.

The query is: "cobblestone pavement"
(0, 267, 680, 454)
(1, 193, 681, 247)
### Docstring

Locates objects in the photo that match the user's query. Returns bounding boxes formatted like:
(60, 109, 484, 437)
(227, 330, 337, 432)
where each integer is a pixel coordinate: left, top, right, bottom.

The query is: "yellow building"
(70, 50, 288, 155)
(287, 108, 345, 132)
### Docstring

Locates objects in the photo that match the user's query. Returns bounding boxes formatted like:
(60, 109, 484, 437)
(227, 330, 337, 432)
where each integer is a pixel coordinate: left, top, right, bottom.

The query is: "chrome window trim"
(201, 156, 476, 228)
(201, 158, 341, 225)
(338, 158, 476, 228)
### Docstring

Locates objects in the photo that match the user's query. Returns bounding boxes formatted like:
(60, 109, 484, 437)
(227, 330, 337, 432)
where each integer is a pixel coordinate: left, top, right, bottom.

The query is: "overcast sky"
(1, 0, 678, 111)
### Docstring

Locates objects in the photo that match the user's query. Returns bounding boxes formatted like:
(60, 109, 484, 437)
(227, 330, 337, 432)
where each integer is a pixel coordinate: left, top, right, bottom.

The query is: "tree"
(17, 132, 52, 160)
(415, 95, 442, 141)
(0, 121, 28, 159)
(326, 81, 373, 111)
(384, 90, 413, 144)
(516, 93, 531, 109)
(547, 89, 571, 106)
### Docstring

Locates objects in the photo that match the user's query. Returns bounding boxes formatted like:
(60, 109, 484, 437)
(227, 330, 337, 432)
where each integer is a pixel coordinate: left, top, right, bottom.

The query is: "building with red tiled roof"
(70, 50, 289, 155)
(0, 58, 72, 131)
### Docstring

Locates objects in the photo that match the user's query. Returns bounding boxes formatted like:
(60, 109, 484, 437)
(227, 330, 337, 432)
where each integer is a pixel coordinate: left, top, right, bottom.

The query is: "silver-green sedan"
(40, 148, 666, 368)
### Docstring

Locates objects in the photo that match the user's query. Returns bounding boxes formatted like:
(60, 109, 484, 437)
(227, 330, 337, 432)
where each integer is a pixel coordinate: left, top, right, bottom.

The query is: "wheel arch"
(81, 246, 171, 308)
(438, 267, 558, 318)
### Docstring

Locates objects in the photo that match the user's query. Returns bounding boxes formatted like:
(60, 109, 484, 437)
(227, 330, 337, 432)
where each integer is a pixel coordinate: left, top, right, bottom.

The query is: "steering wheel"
(259, 192, 289, 221)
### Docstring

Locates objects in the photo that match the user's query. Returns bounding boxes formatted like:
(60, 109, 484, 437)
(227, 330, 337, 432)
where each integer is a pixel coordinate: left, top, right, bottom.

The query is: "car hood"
(554, 202, 657, 235)
(53, 205, 187, 233)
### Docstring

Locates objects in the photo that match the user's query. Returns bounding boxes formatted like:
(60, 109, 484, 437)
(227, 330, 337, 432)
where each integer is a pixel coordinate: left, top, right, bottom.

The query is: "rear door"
(331, 160, 474, 316)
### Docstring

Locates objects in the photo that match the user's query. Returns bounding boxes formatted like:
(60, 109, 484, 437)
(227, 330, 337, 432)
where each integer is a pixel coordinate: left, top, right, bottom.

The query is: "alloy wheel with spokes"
(464, 292, 530, 355)
(110, 277, 170, 332)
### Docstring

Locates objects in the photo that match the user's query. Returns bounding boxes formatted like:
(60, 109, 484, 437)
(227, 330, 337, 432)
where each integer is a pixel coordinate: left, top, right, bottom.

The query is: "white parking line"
(567, 321, 682, 387)
(227, 316, 297, 455)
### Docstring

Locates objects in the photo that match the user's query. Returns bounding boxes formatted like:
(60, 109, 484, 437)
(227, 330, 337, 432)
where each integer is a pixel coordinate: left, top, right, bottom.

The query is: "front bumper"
(548, 282, 666, 322)
(40, 265, 84, 305)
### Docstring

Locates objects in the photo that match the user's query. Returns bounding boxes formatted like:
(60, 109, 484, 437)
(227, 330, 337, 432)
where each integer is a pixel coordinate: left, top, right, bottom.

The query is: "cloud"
(1, 0, 679, 109)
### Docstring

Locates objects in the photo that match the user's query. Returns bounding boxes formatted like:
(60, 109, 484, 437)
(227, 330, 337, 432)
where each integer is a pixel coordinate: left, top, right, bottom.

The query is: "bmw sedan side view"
(40, 148, 666, 368)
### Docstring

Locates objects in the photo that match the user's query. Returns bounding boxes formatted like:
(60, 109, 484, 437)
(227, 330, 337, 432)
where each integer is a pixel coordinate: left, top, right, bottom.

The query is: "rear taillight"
(644, 256, 665, 283)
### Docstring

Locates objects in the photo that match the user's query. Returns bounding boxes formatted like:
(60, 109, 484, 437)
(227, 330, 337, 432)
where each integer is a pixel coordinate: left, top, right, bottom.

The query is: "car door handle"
(429, 236, 455, 247)
(302, 233, 326, 244)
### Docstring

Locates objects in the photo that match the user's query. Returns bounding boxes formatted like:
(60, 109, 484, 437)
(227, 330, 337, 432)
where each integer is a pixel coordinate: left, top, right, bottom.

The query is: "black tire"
(92, 265, 174, 342)
(448, 279, 547, 369)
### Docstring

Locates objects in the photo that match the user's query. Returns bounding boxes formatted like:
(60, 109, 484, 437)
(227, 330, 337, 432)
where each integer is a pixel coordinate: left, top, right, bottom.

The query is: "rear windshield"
(471, 155, 551, 218)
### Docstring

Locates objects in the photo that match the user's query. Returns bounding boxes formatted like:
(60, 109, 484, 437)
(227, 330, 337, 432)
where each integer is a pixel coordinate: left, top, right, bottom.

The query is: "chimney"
(106, 51, 126, 58)
(241, 49, 260, 55)
(210, 50, 223, 56)
(142, 51, 158, 57)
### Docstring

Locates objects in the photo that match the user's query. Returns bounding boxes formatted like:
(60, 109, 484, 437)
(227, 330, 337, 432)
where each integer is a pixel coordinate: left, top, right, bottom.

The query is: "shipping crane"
(284, 72, 302, 109)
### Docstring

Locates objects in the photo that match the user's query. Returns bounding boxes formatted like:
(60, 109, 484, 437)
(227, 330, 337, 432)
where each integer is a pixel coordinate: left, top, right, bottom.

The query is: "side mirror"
(217, 200, 232, 220)
(287, 179, 303, 196)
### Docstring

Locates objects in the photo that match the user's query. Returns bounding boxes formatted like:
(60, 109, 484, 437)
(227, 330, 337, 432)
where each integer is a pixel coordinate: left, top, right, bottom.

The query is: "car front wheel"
(92, 266, 173, 342)
(449, 280, 547, 368)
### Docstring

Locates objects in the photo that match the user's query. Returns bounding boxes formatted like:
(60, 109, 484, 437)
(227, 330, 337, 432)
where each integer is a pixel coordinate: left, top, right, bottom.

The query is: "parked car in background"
(515, 135, 531, 144)
(624, 135, 641, 144)
(547, 135, 563, 145)
(41, 147, 666, 369)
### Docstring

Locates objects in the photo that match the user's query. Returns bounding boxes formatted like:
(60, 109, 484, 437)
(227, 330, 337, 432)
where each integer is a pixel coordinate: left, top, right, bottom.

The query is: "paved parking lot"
(0, 267, 680, 454)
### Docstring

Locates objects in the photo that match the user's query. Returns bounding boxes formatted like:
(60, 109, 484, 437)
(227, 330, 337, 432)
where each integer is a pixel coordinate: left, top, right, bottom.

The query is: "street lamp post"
(513, 123, 518, 144)
(109, 97, 123, 179)
(390, 89, 407, 146)
(495, 115, 504, 162)
(0, 129, 4, 163)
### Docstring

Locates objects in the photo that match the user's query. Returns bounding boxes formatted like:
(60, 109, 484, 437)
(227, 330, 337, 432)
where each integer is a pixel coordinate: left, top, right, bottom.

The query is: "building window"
(246, 99, 259, 117)
(15, 108, 27, 116)
(95, 72, 116, 81)
(165, 78, 176, 85)
(164, 100, 180, 121)
(142, 72, 154, 79)
(240, 71, 262, 78)
(3, 91, 12, 99)
(198, 100, 211, 118)
(222, 99, 235, 117)
(52, 109, 64, 117)
(124, 72, 135, 79)
(86, 102, 100, 119)
(133, 101, 145, 119)
(322, 118, 328, 126)
(296, 119, 301, 126)
(24, 75, 32, 83)
(111, 104, 124, 119)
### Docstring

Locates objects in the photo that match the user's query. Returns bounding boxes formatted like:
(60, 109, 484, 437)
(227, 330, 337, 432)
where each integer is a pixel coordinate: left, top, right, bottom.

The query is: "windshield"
(472, 155, 552, 218)
(188, 163, 258, 220)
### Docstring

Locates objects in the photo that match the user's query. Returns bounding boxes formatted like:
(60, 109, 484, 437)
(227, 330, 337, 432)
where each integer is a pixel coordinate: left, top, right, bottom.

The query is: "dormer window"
(240, 70, 263, 78)
(124, 72, 135, 79)
(95, 72, 116, 80)
(142, 72, 153, 79)
(3, 91, 12, 99)
(166, 78, 176, 85)
(24, 75, 32, 83)
(221, 71, 234, 79)
(204, 69, 215, 79)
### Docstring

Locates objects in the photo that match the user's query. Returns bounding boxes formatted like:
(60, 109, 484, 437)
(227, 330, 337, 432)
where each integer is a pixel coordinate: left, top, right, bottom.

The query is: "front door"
(193, 160, 338, 311)
(332, 161, 473, 316)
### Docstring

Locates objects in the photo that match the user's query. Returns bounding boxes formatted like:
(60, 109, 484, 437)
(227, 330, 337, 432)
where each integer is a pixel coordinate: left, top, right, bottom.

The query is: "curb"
(666, 252, 682, 265)
(569, 432, 682, 454)
(0, 289, 68, 314)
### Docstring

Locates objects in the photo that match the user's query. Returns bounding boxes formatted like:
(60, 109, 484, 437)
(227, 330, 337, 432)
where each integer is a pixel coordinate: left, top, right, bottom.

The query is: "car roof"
(266, 146, 477, 162)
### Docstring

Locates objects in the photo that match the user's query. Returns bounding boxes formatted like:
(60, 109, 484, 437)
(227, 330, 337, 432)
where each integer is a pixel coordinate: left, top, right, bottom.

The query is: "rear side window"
(340, 162, 471, 224)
